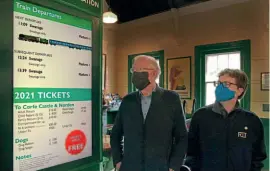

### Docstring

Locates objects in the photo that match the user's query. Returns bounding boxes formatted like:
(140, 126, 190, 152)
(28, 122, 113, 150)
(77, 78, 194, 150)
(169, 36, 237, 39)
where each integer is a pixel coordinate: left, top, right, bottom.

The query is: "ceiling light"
(103, 11, 118, 24)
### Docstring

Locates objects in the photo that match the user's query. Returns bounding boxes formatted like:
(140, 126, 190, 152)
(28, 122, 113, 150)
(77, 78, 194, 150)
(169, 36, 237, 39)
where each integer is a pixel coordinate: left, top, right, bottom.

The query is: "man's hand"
(169, 169, 174, 171)
(116, 162, 121, 170)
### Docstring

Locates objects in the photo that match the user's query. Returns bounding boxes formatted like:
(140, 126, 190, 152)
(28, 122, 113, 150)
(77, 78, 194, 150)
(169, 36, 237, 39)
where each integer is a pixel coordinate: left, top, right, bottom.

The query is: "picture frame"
(261, 72, 269, 91)
(167, 56, 192, 99)
(102, 54, 106, 91)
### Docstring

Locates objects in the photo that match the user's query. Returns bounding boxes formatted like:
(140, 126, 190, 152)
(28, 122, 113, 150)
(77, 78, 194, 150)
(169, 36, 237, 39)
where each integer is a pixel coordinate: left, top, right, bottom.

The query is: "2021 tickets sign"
(13, 0, 92, 170)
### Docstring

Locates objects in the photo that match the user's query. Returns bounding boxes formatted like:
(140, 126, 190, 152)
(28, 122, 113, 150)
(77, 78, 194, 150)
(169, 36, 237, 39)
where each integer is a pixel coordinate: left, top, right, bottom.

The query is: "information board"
(13, 0, 92, 170)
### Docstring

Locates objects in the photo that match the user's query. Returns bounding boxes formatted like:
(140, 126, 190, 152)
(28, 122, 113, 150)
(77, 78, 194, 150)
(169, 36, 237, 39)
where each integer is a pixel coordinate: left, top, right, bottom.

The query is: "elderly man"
(110, 55, 188, 171)
(186, 68, 267, 171)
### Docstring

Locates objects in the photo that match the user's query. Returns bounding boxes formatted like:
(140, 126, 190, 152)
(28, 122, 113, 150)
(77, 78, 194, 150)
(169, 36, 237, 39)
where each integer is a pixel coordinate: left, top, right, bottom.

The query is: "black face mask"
(132, 72, 150, 90)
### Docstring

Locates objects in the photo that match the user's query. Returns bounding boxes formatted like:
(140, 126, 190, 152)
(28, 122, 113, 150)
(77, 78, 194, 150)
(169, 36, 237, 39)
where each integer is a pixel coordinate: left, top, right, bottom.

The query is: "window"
(195, 40, 251, 110)
(205, 52, 241, 105)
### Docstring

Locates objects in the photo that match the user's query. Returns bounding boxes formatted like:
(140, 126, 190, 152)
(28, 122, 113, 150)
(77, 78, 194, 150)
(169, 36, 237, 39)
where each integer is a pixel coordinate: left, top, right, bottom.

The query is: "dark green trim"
(185, 114, 192, 119)
(0, 0, 103, 170)
(67, 162, 101, 171)
(195, 40, 251, 110)
(51, 0, 102, 18)
(166, 56, 192, 99)
(0, 1, 14, 171)
(128, 50, 164, 93)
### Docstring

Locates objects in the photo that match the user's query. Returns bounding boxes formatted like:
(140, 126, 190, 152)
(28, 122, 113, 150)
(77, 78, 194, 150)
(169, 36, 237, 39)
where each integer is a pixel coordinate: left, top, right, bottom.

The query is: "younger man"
(186, 68, 267, 171)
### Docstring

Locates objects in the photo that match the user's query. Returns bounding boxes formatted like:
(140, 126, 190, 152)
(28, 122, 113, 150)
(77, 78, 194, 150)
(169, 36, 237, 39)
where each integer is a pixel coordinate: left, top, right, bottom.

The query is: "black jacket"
(185, 103, 267, 171)
(110, 87, 188, 171)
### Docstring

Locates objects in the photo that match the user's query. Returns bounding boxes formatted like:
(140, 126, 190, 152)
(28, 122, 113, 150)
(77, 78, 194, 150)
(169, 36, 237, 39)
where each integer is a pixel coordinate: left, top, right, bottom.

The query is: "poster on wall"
(167, 57, 192, 99)
(261, 72, 270, 91)
(13, 0, 92, 170)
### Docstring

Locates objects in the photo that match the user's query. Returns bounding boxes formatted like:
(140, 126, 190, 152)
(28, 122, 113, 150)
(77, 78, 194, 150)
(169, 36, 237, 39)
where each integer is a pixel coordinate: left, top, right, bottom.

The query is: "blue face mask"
(215, 84, 235, 102)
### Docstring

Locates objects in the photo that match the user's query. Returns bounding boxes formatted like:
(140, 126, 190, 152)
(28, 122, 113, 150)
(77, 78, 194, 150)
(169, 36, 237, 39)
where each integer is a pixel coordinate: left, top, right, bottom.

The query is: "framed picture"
(261, 72, 269, 91)
(167, 56, 192, 99)
(102, 54, 106, 91)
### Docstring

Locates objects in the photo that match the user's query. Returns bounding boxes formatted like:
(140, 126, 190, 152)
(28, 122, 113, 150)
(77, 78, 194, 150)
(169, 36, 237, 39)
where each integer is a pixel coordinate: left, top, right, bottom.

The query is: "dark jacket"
(110, 87, 188, 171)
(185, 103, 267, 171)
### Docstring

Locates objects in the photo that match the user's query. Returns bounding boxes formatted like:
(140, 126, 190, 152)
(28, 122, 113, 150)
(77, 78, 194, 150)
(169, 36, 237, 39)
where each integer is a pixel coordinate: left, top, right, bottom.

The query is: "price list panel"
(13, 0, 93, 171)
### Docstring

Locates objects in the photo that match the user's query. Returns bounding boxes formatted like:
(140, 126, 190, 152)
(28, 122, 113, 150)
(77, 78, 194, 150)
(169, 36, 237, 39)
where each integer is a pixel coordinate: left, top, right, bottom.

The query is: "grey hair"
(133, 55, 161, 80)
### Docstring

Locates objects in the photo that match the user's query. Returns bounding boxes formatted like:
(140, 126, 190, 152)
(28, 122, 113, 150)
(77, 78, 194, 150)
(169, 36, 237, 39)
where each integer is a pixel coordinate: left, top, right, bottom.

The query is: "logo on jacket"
(238, 132, 247, 138)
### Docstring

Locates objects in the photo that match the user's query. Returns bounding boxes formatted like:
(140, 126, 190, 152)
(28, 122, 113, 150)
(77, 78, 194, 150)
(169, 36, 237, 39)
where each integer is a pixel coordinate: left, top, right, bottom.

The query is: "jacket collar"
(136, 85, 163, 102)
(212, 101, 240, 116)
(138, 84, 158, 97)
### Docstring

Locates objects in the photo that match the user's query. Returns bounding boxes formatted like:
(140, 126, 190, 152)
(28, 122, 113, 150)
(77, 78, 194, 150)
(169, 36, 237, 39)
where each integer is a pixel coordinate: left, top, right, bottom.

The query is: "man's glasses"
(130, 68, 155, 73)
(214, 81, 238, 88)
